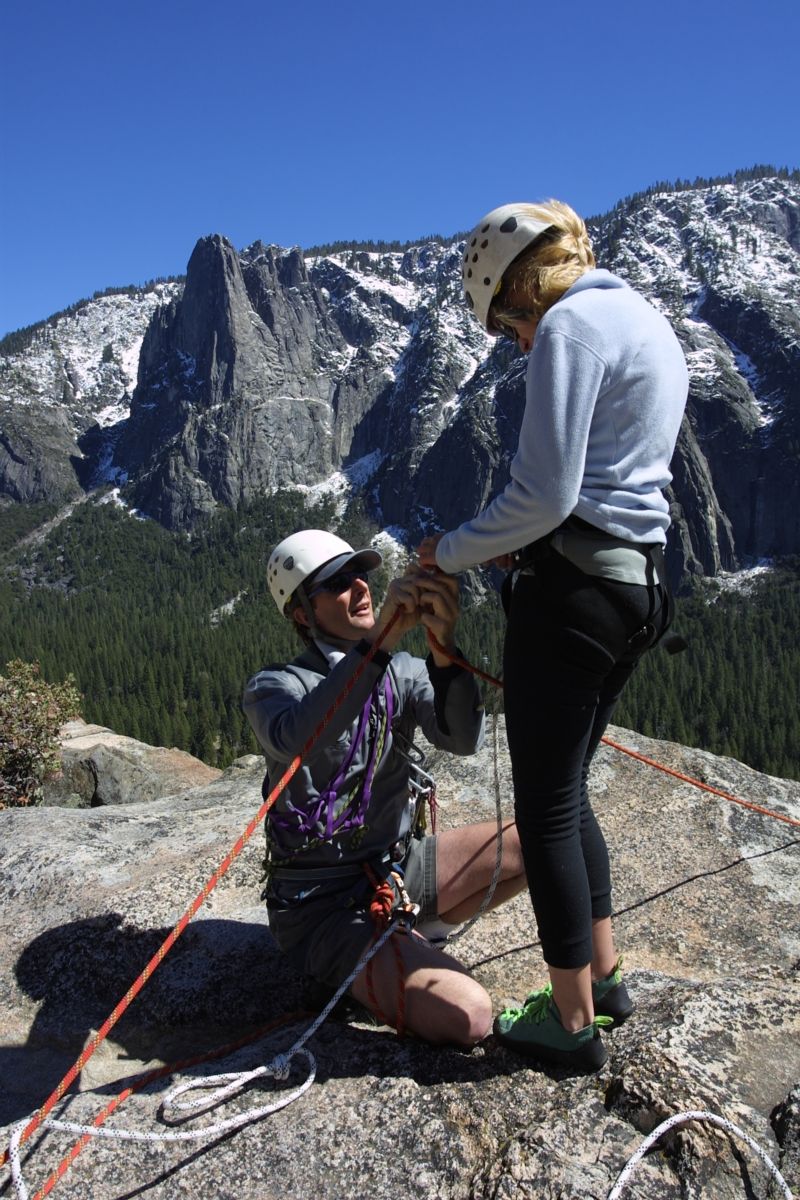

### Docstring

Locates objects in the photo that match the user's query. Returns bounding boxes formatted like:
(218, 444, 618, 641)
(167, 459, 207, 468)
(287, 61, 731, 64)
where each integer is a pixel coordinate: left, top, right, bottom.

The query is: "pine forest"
(1, 492, 798, 783)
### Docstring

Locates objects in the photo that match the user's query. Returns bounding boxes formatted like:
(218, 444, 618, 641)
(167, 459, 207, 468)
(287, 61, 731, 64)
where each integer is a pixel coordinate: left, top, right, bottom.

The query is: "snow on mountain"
(0, 283, 182, 437)
(597, 177, 800, 431)
(1, 172, 798, 582)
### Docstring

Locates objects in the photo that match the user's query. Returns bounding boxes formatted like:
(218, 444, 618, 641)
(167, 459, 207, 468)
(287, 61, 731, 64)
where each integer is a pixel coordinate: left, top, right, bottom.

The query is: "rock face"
(42, 720, 221, 807)
(1, 174, 799, 587)
(0, 286, 181, 505)
(1, 720, 798, 1198)
(114, 237, 346, 528)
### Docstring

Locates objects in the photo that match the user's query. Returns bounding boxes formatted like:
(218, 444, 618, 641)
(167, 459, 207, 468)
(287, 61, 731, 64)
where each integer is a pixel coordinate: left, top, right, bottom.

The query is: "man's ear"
(293, 604, 310, 629)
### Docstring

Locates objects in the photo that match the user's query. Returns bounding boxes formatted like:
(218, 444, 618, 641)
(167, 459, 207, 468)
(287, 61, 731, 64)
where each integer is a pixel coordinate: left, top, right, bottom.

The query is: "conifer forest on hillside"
(1, 491, 798, 783)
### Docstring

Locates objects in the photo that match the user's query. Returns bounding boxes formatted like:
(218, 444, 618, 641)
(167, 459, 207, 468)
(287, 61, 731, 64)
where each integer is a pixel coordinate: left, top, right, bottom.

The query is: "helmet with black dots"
(462, 204, 553, 331)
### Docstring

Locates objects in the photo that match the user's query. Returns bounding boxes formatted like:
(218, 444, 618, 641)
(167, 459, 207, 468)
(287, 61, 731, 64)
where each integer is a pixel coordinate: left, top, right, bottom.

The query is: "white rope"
(4, 671, 505, 1196)
(607, 1109, 794, 1200)
(5, 921, 399, 1200)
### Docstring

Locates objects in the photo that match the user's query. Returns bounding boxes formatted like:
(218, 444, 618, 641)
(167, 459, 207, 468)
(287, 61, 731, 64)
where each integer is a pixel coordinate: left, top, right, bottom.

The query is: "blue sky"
(2, 0, 798, 337)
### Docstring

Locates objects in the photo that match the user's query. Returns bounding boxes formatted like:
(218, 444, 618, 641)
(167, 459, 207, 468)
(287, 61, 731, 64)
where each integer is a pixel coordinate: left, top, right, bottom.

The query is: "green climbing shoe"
(493, 992, 611, 1071)
(592, 956, 634, 1025)
(524, 956, 634, 1027)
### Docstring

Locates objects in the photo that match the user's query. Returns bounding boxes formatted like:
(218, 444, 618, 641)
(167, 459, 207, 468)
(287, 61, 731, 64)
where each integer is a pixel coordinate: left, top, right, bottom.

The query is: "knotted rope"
(362, 862, 419, 1035)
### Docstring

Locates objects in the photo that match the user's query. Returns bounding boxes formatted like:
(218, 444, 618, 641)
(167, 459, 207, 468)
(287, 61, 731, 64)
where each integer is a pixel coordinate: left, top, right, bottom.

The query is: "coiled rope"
(6, 921, 400, 1200)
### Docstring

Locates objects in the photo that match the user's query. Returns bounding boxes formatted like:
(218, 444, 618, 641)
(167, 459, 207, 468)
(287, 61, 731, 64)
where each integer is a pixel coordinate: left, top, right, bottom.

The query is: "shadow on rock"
(4, 913, 533, 1132)
(2, 912, 299, 1126)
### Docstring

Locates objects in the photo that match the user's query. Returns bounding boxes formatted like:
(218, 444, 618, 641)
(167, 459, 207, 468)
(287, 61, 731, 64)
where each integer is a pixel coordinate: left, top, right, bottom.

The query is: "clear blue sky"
(1, 0, 798, 337)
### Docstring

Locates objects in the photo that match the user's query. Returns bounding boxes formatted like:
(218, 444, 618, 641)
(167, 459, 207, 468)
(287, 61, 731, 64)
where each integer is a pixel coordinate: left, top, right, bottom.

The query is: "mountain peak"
(2, 172, 799, 576)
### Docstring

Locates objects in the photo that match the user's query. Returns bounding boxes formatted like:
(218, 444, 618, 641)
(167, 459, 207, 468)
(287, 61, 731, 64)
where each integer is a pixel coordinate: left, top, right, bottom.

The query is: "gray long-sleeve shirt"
(243, 638, 485, 870)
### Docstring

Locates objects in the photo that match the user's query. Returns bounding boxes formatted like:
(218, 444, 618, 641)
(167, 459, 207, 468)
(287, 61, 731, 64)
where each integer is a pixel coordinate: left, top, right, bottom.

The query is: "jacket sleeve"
(398, 651, 485, 756)
(435, 327, 607, 573)
(242, 641, 392, 764)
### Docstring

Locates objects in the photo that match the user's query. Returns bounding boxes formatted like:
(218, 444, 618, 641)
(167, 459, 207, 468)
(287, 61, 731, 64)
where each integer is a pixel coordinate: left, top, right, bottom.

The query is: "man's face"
(295, 570, 375, 642)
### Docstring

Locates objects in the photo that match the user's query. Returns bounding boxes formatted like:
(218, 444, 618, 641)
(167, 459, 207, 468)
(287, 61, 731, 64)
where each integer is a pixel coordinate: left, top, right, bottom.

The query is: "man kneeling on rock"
(243, 529, 526, 1045)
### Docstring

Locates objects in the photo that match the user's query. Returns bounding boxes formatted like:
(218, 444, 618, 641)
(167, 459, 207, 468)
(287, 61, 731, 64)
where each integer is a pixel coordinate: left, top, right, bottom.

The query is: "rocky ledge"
(1, 720, 798, 1198)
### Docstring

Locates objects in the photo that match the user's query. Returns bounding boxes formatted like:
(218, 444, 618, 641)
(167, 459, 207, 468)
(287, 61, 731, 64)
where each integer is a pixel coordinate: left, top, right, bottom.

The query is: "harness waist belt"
(270, 848, 401, 881)
(514, 517, 666, 587)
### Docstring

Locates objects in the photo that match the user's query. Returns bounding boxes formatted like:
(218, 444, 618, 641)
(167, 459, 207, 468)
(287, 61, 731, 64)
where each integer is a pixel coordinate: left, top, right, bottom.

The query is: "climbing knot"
(270, 1053, 292, 1081)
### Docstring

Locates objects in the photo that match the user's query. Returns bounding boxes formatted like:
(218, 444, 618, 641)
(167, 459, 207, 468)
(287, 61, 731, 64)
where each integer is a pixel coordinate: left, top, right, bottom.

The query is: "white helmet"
(462, 204, 553, 331)
(267, 529, 382, 615)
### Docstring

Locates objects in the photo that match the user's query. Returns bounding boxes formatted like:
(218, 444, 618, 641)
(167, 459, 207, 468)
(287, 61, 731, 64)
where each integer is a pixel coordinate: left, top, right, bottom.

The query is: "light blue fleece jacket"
(436, 269, 689, 574)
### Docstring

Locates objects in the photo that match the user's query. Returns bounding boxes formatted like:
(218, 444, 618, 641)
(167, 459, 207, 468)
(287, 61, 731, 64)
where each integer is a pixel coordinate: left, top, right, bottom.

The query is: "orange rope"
(7, 609, 797, 1192)
(3, 613, 401, 1181)
(363, 865, 407, 1036)
(600, 737, 800, 829)
(426, 631, 800, 830)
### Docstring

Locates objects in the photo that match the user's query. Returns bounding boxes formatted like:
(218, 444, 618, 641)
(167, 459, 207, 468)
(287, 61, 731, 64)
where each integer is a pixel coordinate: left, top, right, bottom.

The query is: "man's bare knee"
(407, 975, 493, 1046)
(452, 993, 494, 1046)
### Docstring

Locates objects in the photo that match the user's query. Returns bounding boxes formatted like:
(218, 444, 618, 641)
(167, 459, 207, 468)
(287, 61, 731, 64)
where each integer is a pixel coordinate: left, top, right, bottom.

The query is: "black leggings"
(503, 549, 669, 969)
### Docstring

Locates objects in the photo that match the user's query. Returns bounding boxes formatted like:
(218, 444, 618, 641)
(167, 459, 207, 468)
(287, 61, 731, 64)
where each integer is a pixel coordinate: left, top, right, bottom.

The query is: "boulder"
(1, 721, 798, 1199)
(42, 719, 222, 807)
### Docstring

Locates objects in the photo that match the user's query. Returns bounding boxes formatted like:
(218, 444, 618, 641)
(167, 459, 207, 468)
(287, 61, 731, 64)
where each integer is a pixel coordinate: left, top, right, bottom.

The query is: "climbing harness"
(606, 1109, 793, 1200)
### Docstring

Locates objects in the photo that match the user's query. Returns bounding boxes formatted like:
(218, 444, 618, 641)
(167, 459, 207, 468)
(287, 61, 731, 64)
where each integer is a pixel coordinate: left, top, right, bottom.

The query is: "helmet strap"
(296, 586, 324, 641)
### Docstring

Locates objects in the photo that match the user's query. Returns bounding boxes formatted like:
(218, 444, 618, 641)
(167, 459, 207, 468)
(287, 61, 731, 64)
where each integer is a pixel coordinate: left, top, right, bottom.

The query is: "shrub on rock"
(0, 660, 82, 807)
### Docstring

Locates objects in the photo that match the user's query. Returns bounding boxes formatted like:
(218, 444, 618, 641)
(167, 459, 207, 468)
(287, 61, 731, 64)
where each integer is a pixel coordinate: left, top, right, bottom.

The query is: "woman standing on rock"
(418, 200, 688, 1071)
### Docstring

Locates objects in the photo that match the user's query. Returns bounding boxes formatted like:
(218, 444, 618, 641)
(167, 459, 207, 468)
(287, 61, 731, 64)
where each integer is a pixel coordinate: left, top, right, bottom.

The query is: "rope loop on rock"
(6, 923, 401, 1200)
(606, 1109, 793, 1199)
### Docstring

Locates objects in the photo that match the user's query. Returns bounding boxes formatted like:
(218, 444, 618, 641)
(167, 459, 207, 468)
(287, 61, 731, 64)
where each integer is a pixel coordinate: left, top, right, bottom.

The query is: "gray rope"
(444, 710, 505, 945)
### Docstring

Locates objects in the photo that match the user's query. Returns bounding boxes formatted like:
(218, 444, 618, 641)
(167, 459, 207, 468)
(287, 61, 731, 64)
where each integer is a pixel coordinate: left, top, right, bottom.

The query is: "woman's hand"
(416, 533, 444, 570)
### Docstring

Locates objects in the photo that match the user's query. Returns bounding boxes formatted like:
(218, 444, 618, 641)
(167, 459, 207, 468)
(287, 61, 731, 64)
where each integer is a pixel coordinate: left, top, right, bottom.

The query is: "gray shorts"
(266, 835, 438, 990)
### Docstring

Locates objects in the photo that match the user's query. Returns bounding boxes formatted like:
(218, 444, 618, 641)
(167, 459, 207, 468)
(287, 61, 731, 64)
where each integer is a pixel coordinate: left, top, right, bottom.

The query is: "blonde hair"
(490, 199, 595, 327)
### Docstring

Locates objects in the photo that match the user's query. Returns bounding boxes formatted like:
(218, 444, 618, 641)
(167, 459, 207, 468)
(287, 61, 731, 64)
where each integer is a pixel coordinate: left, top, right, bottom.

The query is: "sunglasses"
(490, 308, 531, 342)
(308, 569, 369, 599)
(494, 320, 519, 342)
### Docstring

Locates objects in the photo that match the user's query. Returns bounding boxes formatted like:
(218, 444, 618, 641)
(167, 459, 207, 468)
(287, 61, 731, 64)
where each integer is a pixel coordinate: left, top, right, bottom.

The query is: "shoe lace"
(519, 990, 552, 1024)
(517, 984, 614, 1031)
(522, 981, 553, 1011)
